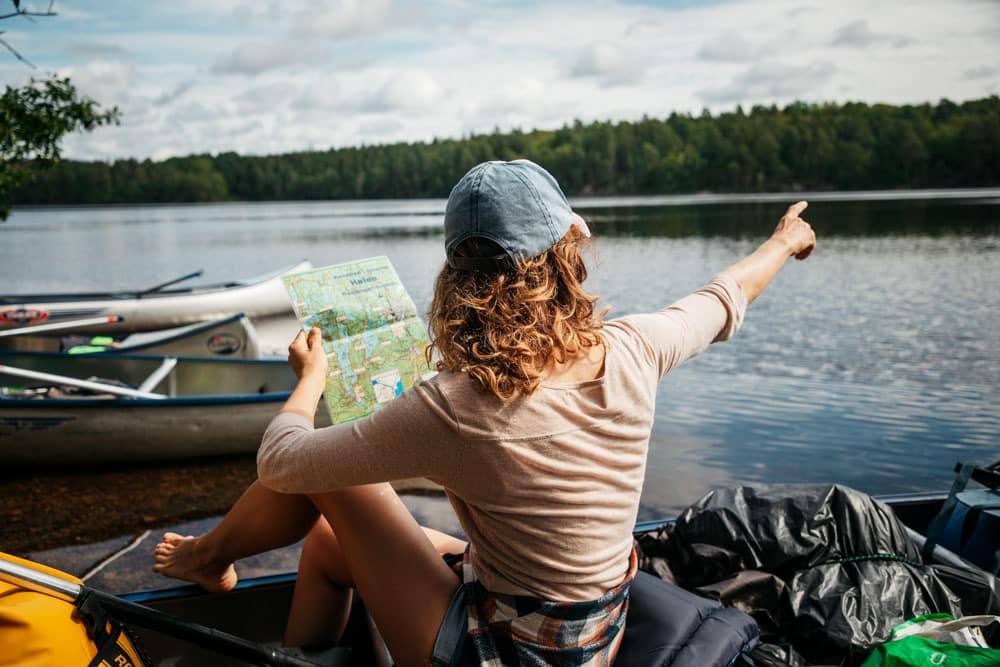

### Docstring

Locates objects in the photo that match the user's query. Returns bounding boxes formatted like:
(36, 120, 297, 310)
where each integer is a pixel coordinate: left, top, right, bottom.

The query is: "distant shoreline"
(8, 186, 1000, 214)
(11, 98, 1000, 211)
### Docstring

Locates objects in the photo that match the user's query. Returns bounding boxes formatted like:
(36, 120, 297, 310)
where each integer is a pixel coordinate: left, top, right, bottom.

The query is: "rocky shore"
(0, 455, 447, 558)
(0, 455, 261, 556)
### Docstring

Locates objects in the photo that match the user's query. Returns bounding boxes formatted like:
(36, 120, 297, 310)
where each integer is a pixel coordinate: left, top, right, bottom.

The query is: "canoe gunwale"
(122, 573, 299, 605)
(0, 260, 312, 334)
(1, 351, 295, 404)
(0, 260, 310, 305)
(122, 493, 957, 605)
(116, 313, 249, 352)
(2, 349, 288, 365)
(0, 391, 295, 407)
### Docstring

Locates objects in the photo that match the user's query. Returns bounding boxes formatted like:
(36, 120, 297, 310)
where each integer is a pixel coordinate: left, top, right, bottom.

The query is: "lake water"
(2, 191, 999, 523)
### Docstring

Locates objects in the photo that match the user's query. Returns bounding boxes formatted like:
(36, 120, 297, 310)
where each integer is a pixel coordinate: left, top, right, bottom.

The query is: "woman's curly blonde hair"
(427, 225, 606, 400)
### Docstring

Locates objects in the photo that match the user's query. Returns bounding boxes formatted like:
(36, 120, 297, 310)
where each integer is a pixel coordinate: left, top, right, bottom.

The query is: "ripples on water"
(3, 192, 998, 518)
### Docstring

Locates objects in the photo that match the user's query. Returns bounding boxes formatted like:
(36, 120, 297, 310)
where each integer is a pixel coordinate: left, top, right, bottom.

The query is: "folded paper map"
(282, 256, 434, 423)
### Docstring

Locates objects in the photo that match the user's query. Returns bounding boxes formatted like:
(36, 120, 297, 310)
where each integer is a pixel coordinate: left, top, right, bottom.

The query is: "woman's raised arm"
(722, 201, 816, 303)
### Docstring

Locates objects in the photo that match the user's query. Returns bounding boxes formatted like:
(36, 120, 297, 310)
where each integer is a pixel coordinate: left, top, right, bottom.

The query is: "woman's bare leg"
(284, 517, 467, 648)
(153, 480, 319, 591)
(153, 477, 468, 663)
(304, 484, 467, 667)
(282, 520, 354, 648)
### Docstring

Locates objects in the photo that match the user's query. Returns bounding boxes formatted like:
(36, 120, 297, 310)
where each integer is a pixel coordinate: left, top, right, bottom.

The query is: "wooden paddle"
(138, 270, 204, 297)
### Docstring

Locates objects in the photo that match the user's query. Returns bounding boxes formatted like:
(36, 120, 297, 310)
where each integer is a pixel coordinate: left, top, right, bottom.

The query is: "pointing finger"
(785, 201, 808, 218)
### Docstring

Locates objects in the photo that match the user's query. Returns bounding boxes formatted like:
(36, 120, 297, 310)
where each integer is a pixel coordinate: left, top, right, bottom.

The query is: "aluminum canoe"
(0, 351, 331, 466)
(0, 261, 312, 335)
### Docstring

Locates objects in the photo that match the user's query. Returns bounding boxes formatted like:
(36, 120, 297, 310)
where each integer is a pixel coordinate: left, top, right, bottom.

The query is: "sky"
(2, 0, 998, 161)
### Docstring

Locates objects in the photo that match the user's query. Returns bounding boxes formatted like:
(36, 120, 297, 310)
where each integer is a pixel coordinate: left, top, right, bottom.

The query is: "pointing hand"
(772, 201, 816, 260)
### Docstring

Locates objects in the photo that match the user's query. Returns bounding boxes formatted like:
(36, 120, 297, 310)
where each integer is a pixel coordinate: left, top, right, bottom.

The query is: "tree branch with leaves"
(0, 0, 119, 220)
(1, 77, 120, 219)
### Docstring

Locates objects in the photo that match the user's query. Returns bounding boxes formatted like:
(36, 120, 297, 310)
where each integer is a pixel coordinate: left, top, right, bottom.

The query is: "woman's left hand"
(288, 327, 327, 382)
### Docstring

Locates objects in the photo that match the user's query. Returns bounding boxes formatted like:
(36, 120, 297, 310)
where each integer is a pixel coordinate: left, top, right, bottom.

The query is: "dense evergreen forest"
(12, 96, 1000, 206)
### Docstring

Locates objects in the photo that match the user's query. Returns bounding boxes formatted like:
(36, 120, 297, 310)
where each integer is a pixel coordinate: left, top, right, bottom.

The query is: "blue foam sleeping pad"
(615, 571, 759, 667)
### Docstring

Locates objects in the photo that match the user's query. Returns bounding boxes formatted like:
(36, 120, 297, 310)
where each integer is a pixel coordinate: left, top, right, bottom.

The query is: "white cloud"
(570, 42, 644, 87)
(210, 0, 408, 78)
(228, 1, 284, 25)
(699, 61, 837, 105)
(61, 60, 137, 103)
(153, 80, 195, 106)
(11, 0, 997, 161)
(293, 82, 342, 111)
(62, 41, 129, 60)
(288, 0, 394, 39)
(571, 42, 624, 76)
(831, 19, 914, 49)
(357, 117, 406, 141)
(235, 82, 298, 112)
(697, 33, 759, 63)
(212, 41, 313, 76)
(171, 101, 219, 125)
(965, 65, 997, 80)
(364, 70, 445, 112)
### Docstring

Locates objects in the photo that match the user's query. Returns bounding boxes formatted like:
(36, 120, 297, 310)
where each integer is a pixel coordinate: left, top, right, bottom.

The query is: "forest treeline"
(12, 96, 1000, 206)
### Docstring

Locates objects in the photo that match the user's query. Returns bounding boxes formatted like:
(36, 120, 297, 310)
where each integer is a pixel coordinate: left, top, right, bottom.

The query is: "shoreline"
(0, 455, 260, 556)
(7, 186, 1000, 215)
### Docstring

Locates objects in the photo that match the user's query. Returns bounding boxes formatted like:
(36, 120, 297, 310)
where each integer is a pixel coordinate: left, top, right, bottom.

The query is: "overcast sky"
(3, 0, 998, 161)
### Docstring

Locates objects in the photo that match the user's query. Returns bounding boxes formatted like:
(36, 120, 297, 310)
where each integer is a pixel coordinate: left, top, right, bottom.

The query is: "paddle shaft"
(0, 364, 166, 399)
(0, 315, 123, 338)
(139, 270, 203, 297)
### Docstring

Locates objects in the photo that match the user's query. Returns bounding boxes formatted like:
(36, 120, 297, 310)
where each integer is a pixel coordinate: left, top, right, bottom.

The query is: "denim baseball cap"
(445, 160, 579, 272)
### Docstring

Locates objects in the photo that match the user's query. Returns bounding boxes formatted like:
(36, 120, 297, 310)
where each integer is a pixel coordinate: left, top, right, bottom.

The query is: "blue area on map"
(332, 338, 356, 391)
(395, 380, 404, 396)
(320, 322, 337, 342)
(361, 330, 379, 358)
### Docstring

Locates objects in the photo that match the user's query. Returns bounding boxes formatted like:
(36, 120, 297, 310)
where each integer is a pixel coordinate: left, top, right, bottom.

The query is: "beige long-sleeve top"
(258, 273, 747, 601)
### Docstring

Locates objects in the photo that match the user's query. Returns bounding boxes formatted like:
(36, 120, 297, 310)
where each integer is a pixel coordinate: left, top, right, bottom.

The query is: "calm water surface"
(3, 192, 998, 521)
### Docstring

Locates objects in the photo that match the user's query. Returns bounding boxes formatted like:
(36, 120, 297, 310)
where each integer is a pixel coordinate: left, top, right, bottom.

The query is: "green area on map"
(282, 256, 433, 423)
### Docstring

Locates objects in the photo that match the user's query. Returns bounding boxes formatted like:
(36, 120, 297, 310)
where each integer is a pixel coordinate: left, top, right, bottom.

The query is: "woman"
(154, 159, 815, 666)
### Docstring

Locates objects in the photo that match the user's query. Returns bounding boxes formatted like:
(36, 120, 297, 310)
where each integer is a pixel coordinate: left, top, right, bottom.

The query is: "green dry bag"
(860, 613, 1000, 667)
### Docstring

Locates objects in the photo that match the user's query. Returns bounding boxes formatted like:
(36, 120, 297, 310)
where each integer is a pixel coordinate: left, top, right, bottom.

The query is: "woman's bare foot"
(152, 532, 238, 593)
